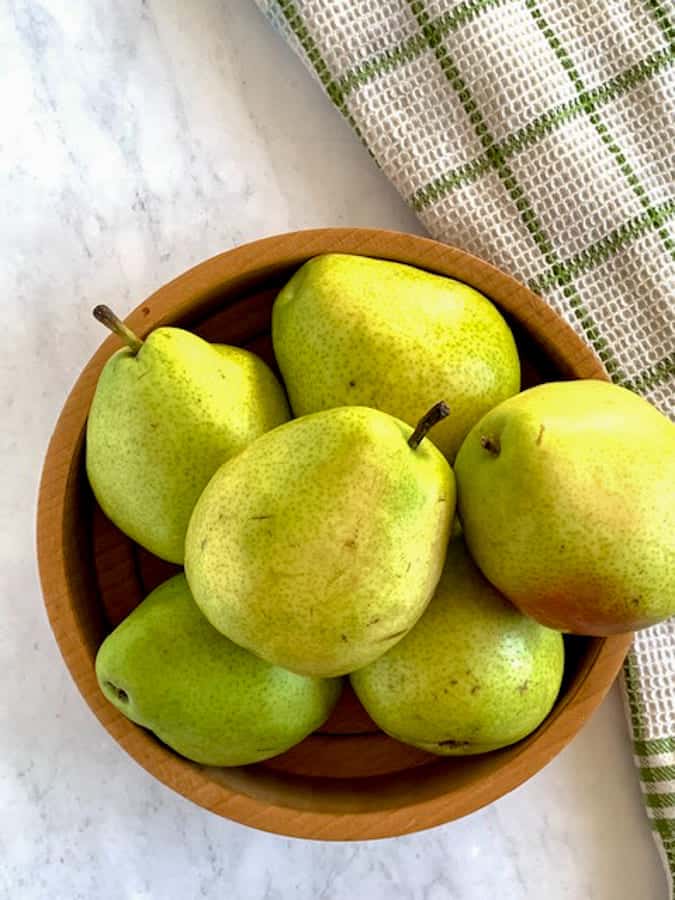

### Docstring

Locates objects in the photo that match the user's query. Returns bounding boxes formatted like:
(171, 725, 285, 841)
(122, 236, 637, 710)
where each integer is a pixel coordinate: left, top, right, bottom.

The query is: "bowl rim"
(37, 227, 633, 840)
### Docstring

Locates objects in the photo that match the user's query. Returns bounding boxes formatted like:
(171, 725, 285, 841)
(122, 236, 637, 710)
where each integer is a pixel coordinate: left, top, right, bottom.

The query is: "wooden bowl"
(37, 228, 632, 840)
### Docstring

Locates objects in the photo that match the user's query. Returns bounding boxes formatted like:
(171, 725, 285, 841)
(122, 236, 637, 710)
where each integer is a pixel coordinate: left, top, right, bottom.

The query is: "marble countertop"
(1, 1, 666, 897)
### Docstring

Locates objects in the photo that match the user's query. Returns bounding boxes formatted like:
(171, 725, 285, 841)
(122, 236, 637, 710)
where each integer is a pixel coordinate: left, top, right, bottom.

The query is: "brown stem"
(408, 401, 450, 450)
(93, 305, 144, 355)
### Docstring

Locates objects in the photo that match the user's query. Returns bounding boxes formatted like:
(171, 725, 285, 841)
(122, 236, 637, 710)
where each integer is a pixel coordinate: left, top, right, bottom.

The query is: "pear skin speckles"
(185, 406, 454, 677)
(272, 254, 520, 461)
(95, 574, 341, 766)
(86, 328, 289, 563)
(351, 537, 564, 755)
(455, 380, 675, 633)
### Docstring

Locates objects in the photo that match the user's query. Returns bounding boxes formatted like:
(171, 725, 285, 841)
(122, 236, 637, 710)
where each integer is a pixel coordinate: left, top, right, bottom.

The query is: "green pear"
(272, 254, 520, 460)
(86, 306, 289, 563)
(185, 403, 454, 677)
(455, 380, 675, 634)
(351, 534, 564, 755)
(95, 574, 342, 766)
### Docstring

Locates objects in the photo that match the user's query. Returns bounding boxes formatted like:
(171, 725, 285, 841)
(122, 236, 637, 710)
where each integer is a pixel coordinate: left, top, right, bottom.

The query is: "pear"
(185, 403, 454, 677)
(455, 380, 675, 634)
(351, 534, 564, 755)
(86, 306, 289, 563)
(272, 253, 520, 460)
(95, 574, 342, 766)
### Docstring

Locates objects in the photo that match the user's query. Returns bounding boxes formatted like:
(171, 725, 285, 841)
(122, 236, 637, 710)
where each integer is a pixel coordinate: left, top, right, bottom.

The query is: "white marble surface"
(0, 1, 667, 897)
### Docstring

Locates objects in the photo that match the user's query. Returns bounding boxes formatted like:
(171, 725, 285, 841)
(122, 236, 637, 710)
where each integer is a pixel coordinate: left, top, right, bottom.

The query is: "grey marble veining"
(0, 1, 667, 898)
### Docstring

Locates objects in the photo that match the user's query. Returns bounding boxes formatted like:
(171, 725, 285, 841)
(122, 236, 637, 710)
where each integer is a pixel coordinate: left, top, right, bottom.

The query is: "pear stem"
(408, 401, 450, 450)
(93, 305, 144, 355)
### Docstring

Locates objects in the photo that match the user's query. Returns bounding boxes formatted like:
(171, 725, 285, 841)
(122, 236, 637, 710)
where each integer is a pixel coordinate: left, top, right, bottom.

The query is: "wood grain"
(36, 228, 633, 840)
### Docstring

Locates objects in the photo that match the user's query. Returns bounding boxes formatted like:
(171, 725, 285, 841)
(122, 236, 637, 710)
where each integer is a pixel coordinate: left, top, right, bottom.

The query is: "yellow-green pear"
(185, 404, 454, 677)
(455, 380, 675, 634)
(351, 534, 564, 755)
(95, 574, 342, 766)
(86, 306, 289, 563)
(272, 254, 520, 460)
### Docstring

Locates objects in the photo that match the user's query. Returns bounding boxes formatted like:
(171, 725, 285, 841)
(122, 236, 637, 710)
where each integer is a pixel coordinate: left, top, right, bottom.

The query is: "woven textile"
(256, 0, 675, 887)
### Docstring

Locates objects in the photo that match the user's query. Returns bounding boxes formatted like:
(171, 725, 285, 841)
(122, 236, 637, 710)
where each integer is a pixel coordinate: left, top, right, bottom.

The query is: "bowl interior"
(40, 230, 631, 839)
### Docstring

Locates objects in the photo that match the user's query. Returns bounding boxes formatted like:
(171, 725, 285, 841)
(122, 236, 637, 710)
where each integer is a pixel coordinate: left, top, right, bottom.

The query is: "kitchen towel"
(255, 0, 675, 888)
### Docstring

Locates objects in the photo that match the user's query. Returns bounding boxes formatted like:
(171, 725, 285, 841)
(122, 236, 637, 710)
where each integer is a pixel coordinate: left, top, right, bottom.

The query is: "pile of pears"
(90, 254, 675, 768)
